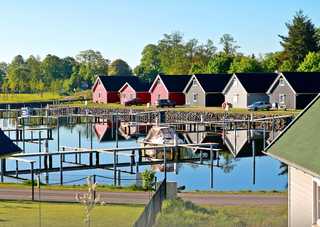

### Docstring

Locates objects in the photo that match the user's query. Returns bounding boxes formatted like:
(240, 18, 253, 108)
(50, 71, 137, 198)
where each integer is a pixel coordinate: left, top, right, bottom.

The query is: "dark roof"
(159, 74, 191, 92)
(0, 129, 22, 157)
(126, 80, 151, 92)
(281, 72, 320, 93)
(97, 75, 140, 92)
(194, 74, 231, 93)
(265, 94, 320, 176)
(235, 73, 278, 93)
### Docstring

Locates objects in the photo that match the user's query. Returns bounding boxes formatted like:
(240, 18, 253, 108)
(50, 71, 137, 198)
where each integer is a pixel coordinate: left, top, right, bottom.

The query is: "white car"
(247, 101, 272, 111)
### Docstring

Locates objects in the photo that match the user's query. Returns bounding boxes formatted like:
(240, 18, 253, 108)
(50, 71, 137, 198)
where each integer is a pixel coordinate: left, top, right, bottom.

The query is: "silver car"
(247, 101, 271, 111)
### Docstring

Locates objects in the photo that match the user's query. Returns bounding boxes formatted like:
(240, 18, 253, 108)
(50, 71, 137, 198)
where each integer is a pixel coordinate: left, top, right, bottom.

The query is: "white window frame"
(193, 93, 198, 102)
(234, 78, 238, 88)
(157, 94, 161, 100)
(313, 178, 320, 225)
(279, 78, 285, 86)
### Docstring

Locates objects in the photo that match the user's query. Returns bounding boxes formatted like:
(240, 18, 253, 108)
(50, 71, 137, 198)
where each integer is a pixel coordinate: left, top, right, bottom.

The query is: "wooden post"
(1, 159, 5, 182)
(210, 144, 213, 188)
(38, 131, 42, 170)
(31, 162, 34, 201)
(263, 124, 266, 150)
(234, 126, 237, 154)
(113, 150, 117, 186)
(117, 170, 121, 186)
(90, 122, 93, 166)
(200, 150, 203, 164)
(15, 160, 19, 178)
(163, 147, 167, 181)
(60, 148, 64, 185)
(78, 131, 81, 164)
(252, 139, 256, 185)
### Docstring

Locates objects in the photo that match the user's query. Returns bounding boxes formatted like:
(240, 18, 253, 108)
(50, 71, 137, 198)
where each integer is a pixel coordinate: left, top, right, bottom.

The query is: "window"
(234, 79, 238, 88)
(98, 93, 100, 98)
(157, 94, 161, 100)
(279, 78, 285, 86)
(233, 95, 238, 104)
(192, 79, 197, 86)
(313, 179, 320, 225)
(130, 94, 134, 99)
(279, 94, 285, 104)
(193, 93, 198, 102)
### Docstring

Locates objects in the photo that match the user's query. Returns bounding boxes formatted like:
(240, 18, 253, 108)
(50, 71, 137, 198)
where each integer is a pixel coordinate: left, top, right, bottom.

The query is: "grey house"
(183, 74, 231, 107)
(267, 72, 320, 109)
(222, 73, 278, 108)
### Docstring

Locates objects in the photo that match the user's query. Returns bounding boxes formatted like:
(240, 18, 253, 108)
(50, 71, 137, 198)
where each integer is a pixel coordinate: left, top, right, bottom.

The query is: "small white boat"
(21, 107, 32, 117)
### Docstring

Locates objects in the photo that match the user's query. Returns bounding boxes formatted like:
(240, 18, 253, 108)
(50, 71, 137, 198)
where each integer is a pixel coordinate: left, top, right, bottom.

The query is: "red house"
(118, 81, 151, 104)
(92, 75, 140, 103)
(149, 74, 191, 105)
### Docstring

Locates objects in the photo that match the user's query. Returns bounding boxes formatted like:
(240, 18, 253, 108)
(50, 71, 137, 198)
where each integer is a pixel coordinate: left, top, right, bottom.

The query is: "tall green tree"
(0, 62, 7, 83)
(7, 55, 31, 92)
(207, 53, 234, 73)
(108, 59, 132, 76)
(134, 44, 161, 81)
(76, 50, 109, 85)
(261, 52, 283, 72)
(41, 54, 65, 83)
(228, 55, 263, 73)
(158, 32, 190, 74)
(220, 34, 239, 55)
(279, 10, 318, 70)
(298, 52, 320, 72)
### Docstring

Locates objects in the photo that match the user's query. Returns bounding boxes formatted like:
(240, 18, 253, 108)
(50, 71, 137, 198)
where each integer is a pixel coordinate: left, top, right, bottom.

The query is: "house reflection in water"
(93, 123, 125, 142)
(224, 129, 265, 158)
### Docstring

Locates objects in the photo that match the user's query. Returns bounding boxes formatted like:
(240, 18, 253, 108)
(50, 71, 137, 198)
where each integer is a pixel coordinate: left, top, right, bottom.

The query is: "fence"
(133, 179, 166, 227)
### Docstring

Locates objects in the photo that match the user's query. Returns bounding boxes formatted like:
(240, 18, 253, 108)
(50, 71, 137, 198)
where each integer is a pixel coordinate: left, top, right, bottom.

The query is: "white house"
(222, 73, 277, 108)
(265, 94, 320, 227)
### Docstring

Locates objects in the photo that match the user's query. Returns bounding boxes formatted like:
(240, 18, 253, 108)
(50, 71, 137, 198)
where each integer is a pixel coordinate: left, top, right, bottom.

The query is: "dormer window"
(279, 78, 285, 86)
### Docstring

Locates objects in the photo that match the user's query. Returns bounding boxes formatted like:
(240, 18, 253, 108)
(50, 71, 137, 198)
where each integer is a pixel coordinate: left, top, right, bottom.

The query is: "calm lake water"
(0, 119, 287, 192)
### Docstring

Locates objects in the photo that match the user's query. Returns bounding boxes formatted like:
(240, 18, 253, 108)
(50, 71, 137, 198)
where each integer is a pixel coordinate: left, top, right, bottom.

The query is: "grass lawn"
(155, 198, 287, 227)
(0, 90, 91, 103)
(0, 200, 143, 227)
(68, 101, 300, 116)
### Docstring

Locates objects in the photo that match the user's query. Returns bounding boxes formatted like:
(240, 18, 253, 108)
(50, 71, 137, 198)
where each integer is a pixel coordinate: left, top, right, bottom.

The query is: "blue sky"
(0, 0, 319, 68)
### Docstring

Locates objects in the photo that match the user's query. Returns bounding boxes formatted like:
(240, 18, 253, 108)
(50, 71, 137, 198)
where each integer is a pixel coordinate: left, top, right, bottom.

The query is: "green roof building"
(265, 94, 320, 227)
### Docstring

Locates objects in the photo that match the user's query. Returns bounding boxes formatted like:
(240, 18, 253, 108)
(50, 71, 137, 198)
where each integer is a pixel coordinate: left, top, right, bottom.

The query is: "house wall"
(247, 93, 270, 105)
(224, 77, 247, 108)
(92, 80, 108, 103)
(205, 94, 225, 107)
(289, 166, 314, 227)
(169, 92, 185, 105)
(150, 79, 169, 105)
(269, 79, 296, 109)
(136, 92, 151, 104)
(296, 94, 318, 110)
(119, 85, 136, 104)
(185, 79, 206, 106)
(107, 92, 120, 103)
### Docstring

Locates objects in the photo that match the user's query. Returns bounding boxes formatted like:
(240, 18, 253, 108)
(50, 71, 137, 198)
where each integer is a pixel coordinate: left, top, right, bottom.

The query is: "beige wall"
(289, 166, 314, 227)
(224, 77, 247, 108)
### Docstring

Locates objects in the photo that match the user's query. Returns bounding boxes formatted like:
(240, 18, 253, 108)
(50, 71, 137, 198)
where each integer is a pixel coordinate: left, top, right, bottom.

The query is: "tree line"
(0, 10, 319, 94)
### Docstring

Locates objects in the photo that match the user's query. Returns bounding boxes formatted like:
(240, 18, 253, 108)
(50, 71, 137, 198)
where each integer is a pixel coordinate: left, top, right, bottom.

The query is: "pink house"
(149, 74, 191, 105)
(118, 81, 151, 104)
(92, 75, 140, 103)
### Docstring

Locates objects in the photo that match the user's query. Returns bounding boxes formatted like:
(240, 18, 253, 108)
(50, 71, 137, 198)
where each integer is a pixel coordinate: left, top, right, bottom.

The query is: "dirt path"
(0, 187, 287, 205)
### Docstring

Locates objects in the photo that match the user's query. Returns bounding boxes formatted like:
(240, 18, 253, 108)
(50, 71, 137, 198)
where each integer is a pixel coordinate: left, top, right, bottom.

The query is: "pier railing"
(133, 179, 166, 227)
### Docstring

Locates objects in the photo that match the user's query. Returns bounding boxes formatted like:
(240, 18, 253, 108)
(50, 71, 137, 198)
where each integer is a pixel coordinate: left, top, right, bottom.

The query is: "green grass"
(0, 200, 143, 227)
(66, 101, 301, 116)
(0, 90, 91, 103)
(155, 198, 287, 227)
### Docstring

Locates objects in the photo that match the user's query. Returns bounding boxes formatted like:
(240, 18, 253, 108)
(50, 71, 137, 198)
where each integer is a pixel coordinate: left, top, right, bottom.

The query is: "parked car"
(247, 101, 271, 111)
(124, 98, 144, 106)
(156, 99, 176, 108)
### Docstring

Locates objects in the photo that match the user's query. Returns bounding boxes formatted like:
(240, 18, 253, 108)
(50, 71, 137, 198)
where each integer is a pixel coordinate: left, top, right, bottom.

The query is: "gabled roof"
(264, 94, 320, 177)
(184, 74, 231, 93)
(93, 75, 140, 92)
(269, 72, 320, 94)
(224, 73, 278, 94)
(236, 73, 278, 93)
(0, 129, 22, 157)
(119, 80, 151, 93)
(149, 74, 191, 93)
